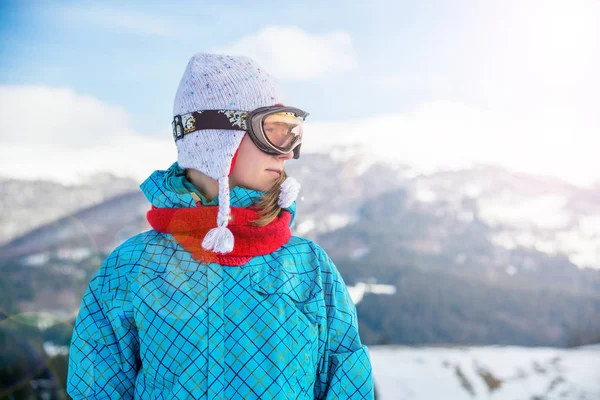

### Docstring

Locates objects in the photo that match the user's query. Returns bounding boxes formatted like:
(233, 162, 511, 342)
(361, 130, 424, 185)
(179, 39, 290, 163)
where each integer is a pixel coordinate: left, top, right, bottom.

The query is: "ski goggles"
(172, 105, 309, 159)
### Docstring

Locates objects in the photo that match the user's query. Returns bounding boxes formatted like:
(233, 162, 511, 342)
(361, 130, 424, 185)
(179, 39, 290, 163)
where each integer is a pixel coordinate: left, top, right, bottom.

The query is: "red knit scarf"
(146, 202, 292, 266)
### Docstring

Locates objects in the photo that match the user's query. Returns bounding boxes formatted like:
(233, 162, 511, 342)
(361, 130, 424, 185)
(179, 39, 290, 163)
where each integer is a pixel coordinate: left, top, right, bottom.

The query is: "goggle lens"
(262, 112, 304, 150)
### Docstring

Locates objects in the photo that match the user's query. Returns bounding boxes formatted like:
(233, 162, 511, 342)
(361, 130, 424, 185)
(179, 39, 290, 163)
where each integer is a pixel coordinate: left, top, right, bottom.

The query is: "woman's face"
(229, 133, 294, 192)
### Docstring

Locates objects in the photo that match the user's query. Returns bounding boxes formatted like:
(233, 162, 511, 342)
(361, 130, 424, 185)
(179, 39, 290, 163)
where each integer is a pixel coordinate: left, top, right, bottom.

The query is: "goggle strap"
(172, 110, 249, 141)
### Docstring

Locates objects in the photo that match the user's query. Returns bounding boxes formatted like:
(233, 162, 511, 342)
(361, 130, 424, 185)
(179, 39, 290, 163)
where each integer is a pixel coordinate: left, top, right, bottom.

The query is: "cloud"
(0, 85, 176, 184)
(302, 101, 599, 188)
(214, 26, 357, 80)
(1, 86, 597, 189)
(0, 85, 133, 149)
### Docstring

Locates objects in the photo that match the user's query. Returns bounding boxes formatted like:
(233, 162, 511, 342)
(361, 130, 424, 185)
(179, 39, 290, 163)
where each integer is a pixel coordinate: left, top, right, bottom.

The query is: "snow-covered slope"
(403, 165, 600, 269)
(0, 172, 138, 245)
(369, 345, 600, 399)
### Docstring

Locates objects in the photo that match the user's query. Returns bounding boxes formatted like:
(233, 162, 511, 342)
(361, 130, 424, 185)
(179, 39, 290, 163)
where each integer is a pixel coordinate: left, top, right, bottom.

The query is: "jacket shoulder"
(278, 236, 332, 269)
(285, 236, 335, 270)
(99, 229, 165, 278)
(278, 236, 340, 283)
(285, 235, 328, 257)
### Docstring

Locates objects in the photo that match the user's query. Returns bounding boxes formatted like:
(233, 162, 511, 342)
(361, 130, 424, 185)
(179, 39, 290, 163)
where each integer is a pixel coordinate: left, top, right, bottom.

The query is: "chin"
(238, 182, 270, 192)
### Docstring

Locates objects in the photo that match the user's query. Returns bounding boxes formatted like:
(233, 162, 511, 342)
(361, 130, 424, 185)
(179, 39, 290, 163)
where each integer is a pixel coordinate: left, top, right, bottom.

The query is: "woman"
(67, 52, 374, 399)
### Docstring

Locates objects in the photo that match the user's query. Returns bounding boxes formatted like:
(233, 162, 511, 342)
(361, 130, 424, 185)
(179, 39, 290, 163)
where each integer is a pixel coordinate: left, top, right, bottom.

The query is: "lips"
(266, 169, 282, 175)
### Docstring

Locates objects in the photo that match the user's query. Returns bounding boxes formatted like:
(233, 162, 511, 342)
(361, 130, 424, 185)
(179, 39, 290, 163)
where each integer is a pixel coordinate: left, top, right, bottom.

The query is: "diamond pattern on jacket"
(67, 164, 374, 399)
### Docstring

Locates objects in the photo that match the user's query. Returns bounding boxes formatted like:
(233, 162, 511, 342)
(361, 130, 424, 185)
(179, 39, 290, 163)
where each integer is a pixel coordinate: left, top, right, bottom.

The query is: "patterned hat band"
(172, 109, 249, 141)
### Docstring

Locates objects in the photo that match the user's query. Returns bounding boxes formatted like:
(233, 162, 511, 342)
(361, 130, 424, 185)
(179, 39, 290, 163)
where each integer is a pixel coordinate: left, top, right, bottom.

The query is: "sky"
(0, 0, 599, 187)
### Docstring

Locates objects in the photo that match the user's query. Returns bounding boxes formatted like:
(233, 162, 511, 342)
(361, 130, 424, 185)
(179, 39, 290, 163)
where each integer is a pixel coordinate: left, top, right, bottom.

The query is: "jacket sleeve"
(67, 249, 140, 399)
(313, 248, 375, 400)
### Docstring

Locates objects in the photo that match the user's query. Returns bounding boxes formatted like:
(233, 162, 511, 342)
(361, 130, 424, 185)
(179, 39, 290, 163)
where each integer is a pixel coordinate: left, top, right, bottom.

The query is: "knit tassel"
(202, 226, 234, 253)
(278, 176, 301, 208)
(202, 175, 234, 253)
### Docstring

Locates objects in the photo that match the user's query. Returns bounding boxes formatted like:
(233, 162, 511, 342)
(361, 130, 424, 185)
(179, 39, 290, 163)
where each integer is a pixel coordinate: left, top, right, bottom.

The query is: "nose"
(276, 151, 294, 161)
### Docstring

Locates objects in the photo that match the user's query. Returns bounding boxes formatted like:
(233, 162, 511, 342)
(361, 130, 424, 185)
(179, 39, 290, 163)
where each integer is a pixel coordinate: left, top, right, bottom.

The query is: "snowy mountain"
(2, 148, 598, 270)
(403, 164, 600, 269)
(0, 172, 138, 246)
(0, 190, 149, 263)
(1, 149, 600, 348)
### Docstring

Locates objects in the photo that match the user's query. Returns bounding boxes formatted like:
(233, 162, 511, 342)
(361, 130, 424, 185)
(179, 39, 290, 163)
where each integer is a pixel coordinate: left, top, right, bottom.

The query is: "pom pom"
(278, 176, 301, 208)
(202, 226, 234, 253)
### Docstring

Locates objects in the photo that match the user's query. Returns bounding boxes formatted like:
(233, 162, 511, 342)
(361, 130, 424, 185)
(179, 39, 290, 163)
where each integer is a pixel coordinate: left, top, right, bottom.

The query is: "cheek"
(237, 144, 267, 172)
(231, 153, 260, 183)
(229, 136, 273, 187)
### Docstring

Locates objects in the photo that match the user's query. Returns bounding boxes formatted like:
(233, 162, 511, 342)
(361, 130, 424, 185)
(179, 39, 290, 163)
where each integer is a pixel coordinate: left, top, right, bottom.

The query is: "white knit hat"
(173, 52, 301, 254)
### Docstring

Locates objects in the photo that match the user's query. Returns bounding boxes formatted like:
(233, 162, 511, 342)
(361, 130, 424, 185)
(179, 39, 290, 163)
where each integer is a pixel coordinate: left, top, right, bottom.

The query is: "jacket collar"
(139, 161, 297, 227)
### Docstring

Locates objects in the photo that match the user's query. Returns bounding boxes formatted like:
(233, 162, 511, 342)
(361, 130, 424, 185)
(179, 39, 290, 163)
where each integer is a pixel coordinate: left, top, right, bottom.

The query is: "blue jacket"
(67, 162, 374, 399)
